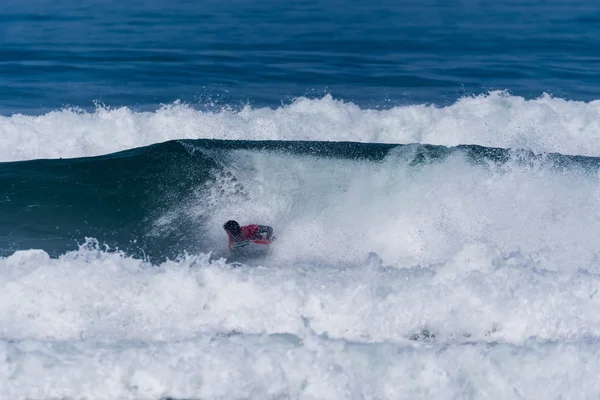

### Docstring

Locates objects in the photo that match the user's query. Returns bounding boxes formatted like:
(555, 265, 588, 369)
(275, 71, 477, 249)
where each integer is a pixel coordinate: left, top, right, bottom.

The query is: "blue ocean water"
(4, 1, 600, 399)
(2, 0, 600, 114)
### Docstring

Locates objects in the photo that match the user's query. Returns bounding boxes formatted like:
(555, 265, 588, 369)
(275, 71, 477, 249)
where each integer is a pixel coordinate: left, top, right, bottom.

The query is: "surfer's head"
(223, 220, 242, 237)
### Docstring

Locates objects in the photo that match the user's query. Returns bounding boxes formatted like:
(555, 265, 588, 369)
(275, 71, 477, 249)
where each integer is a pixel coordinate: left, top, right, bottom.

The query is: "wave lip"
(2, 91, 600, 162)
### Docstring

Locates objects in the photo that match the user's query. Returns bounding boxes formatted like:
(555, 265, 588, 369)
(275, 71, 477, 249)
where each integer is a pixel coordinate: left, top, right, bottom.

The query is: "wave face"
(2, 92, 600, 163)
(2, 138, 600, 268)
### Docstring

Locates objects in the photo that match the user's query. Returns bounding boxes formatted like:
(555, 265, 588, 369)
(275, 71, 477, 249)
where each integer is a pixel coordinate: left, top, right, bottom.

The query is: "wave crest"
(2, 91, 600, 162)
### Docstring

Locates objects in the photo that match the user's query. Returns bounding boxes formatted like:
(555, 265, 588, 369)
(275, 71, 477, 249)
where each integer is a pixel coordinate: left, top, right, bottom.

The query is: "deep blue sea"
(3, 0, 600, 114)
(3, 1, 600, 398)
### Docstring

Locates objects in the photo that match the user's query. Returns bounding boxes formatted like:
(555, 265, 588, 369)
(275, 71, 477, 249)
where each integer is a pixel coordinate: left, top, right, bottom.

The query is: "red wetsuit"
(227, 224, 273, 249)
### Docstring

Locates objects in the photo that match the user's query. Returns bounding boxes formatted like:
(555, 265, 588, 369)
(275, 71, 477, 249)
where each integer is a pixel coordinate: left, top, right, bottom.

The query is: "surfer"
(223, 220, 274, 249)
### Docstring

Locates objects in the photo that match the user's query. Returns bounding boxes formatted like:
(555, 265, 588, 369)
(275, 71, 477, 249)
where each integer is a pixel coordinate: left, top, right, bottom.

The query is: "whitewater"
(3, 93, 600, 399)
(2, 91, 600, 162)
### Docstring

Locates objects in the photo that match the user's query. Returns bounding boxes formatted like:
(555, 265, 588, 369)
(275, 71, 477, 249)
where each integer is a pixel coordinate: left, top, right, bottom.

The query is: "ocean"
(2, 0, 600, 398)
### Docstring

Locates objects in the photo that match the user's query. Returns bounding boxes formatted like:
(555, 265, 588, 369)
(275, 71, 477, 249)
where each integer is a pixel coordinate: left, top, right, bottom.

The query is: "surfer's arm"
(257, 225, 273, 240)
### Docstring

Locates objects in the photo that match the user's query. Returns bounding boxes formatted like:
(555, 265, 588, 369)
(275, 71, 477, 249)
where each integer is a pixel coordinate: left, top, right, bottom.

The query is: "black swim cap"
(223, 220, 241, 235)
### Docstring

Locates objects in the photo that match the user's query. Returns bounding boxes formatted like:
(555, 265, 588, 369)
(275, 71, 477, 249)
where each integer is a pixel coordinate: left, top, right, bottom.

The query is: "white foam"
(1, 240, 600, 345)
(2, 91, 600, 162)
(198, 148, 600, 274)
(2, 334, 599, 399)
(2, 242, 600, 398)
